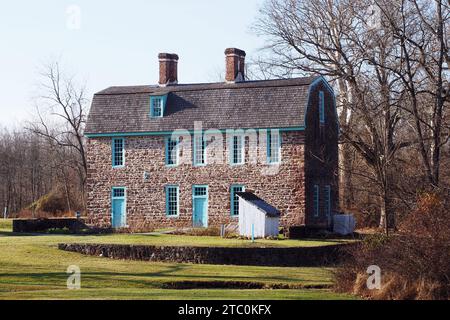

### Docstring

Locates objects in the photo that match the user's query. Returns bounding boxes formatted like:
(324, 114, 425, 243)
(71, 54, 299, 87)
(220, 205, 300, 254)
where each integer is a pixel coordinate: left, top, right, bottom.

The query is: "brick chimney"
(225, 48, 246, 83)
(158, 53, 179, 86)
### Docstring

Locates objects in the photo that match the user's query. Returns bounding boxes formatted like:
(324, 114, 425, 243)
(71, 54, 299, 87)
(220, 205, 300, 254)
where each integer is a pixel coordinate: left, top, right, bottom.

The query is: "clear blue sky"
(0, 0, 266, 127)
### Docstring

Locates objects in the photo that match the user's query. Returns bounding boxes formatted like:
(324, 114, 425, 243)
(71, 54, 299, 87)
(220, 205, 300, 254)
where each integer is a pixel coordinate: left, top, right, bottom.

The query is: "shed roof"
(85, 76, 321, 135)
(236, 192, 281, 217)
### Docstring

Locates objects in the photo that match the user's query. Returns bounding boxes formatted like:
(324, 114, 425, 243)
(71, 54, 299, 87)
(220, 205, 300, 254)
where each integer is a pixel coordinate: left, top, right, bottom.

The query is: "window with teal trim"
(150, 95, 166, 118)
(112, 188, 125, 198)
(166, 137, 179, 166)
(267, 130, 281, 164)
(324, 185, 331, 216)
(166, 186, 179, 216)
(319, 91, 325, 124)
(112, 138, 124, 167)
(194, 186, 207, 196)
(313, 185, 320, 217)
(230, 135, 244, 165)
(230, 185, 245, 216)
(193, 135, 206, 166)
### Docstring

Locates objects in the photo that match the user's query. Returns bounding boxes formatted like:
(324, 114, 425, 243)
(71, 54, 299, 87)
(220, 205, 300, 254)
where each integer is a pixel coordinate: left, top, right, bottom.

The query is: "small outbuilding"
(237, 192, 281, 238)
(333, 214, 356, 235)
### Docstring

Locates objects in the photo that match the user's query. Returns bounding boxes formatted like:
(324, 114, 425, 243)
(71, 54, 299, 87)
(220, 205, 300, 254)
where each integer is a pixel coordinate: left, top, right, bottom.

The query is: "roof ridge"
(95, 76, 320, 96)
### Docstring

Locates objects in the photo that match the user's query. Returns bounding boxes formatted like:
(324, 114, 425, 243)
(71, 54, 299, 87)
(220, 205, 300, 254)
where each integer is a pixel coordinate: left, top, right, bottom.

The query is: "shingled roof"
(85, 76, 321, 136)
(236, 192, 281, 217)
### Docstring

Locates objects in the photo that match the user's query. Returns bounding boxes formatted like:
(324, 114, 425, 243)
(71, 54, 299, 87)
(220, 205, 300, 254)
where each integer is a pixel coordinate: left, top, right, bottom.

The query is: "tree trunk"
(379, 176, 395, 234)
(337, 79, 354, 211)
(340, 142, 354, 210)
(379, 198, 387, 232)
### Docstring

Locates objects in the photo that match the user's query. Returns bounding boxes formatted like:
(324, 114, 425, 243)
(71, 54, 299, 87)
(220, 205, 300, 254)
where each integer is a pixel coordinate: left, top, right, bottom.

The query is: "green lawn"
(0, 219, 12, 232)
(0, 219, 355, 300)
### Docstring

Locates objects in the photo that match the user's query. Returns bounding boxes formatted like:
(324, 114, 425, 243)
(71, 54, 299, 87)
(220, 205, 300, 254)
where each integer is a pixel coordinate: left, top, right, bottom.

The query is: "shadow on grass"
(297, 238, 353, 244)
(0, 266, 320, 287)
(0, 230, 165, 239)
(0, 231, 38, 237)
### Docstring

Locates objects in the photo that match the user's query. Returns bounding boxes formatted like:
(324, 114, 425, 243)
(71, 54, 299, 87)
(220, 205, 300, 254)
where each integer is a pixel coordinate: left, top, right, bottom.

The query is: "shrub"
(173, 227, 221, 237)
(46, 227, 71, 234)
(27, 190, 68, 214)
(15, 209, 75, 219)
(171, 225, 240, 238)
(334, 192, 450, 300)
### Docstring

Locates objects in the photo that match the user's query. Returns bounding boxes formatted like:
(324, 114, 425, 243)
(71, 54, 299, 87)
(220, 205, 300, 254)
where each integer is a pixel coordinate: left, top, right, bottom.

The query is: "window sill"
(229, 163, 245, 167)
(193, 163, 207, 167)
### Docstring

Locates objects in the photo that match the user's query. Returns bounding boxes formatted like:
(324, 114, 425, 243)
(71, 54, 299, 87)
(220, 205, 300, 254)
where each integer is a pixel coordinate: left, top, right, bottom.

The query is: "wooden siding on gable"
(304, 80, 339, 227)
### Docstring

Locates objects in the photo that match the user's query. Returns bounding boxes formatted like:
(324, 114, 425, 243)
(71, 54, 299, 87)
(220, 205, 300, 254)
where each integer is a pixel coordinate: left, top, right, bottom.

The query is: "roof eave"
(84, 126, 305, 138)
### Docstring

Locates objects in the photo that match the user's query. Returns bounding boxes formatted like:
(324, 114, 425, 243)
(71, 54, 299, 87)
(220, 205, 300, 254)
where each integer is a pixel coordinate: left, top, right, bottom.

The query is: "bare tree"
(378, 0, 450, 187)
(253, 0, 414, 231)
(0, 129, 58, 216)
(27, 61, 89, 208)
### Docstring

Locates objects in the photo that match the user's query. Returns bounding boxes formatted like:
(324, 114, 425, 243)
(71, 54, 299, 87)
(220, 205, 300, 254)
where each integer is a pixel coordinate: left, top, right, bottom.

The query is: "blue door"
(193, 186, 208, 227)
(112, 188, 126, 228)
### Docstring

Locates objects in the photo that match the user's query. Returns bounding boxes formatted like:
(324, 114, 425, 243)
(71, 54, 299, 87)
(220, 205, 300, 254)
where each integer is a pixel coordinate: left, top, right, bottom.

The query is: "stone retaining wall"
(58, 243, 355, 267)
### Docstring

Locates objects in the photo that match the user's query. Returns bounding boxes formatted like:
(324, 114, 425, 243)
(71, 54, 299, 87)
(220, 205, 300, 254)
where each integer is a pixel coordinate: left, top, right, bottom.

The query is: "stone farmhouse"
(84, 48, 339, 232)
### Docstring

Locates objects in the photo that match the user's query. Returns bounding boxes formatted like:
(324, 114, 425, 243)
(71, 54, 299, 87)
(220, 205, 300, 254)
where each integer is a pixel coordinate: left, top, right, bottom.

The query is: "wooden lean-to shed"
(237, 192, 281, 238)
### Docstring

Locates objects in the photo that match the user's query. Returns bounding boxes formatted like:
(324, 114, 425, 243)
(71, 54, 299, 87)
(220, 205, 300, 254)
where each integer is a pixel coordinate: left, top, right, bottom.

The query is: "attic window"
(319, 91, 325, 124)
(150, 95, 167, 118)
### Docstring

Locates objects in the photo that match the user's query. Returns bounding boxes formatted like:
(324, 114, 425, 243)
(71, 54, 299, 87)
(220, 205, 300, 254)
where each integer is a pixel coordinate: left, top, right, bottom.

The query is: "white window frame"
(267, 130, 281, 164)
(193, 134, 207, 166)
(229, 134, 244, 165)
(230, 185, 245, 216)
(112, 137, 125, 168)
(165, 136, 179, 167)
(150, 95, 167, 118)
(165, 185, 179, 217)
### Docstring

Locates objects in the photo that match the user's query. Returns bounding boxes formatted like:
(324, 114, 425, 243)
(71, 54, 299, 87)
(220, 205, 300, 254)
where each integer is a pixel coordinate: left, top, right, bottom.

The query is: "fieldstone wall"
(58, 243, 355, 267)
(86, 131, 306, 231)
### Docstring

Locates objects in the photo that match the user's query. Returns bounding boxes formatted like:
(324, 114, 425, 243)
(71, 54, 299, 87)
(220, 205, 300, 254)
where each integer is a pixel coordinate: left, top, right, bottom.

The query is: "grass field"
(0, 219, 355, 300)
